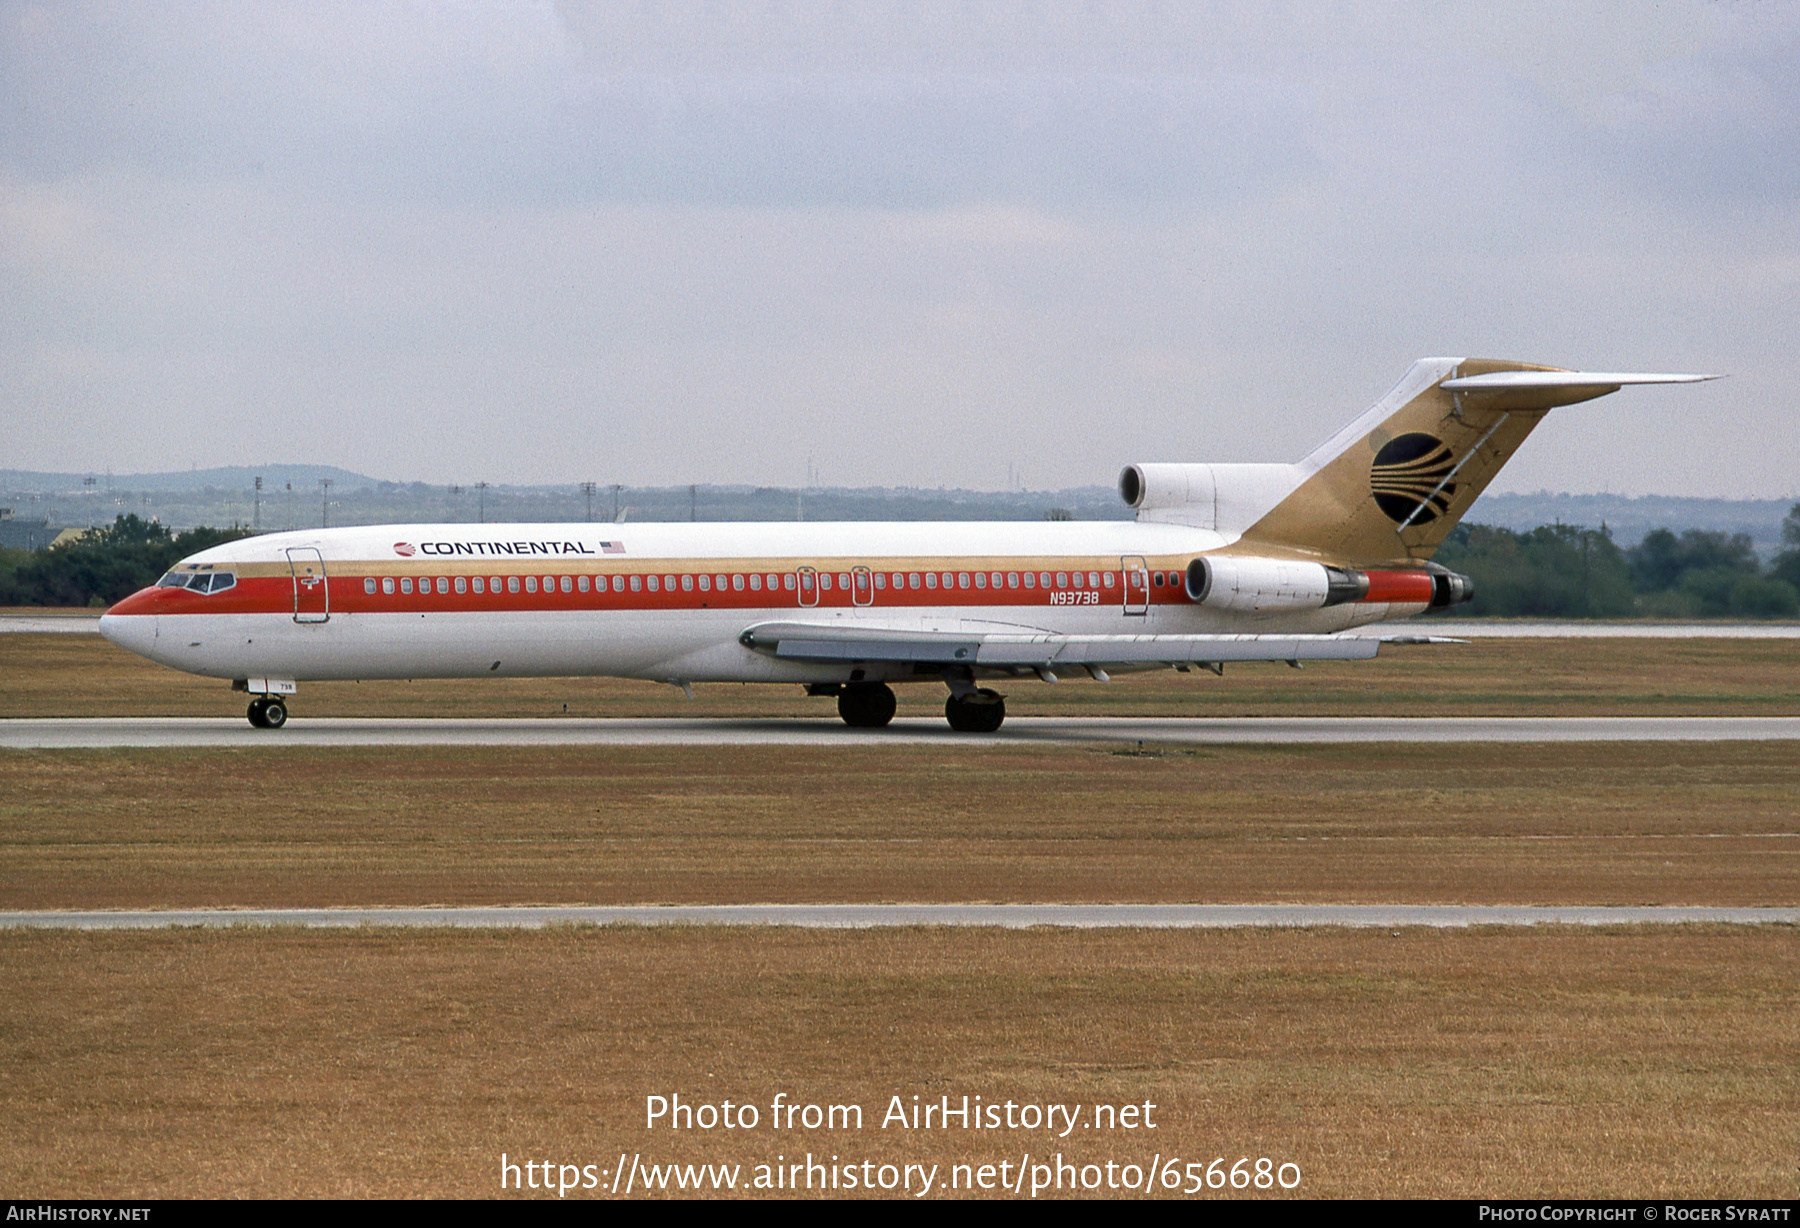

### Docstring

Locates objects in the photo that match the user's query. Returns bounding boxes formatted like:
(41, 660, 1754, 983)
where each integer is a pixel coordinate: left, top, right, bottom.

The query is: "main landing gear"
(837, 682, 897, 728)
(815, 678, 1007, 732)
(247, 697, 289, 729)
(944, 688, 1005, 733)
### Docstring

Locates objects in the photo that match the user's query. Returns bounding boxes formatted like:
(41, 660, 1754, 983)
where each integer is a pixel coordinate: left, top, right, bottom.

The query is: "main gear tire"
(838, 683, 898, 728)
(944, 689, 1005, 733)
(247, 698, 270, 728)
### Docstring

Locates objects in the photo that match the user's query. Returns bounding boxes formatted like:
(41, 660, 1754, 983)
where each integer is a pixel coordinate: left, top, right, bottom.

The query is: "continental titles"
(419, 541, 597, 557)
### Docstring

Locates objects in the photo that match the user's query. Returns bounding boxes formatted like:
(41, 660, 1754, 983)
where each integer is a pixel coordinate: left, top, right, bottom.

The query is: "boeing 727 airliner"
(99, 358, 1715, 730)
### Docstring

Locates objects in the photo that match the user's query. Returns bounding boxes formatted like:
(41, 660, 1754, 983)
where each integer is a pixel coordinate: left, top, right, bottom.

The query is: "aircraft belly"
(110, 599, 1418, 685)
(123, 610, 740, 682)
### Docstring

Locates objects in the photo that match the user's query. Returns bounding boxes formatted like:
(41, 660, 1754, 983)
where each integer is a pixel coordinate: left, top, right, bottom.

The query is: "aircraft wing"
(738, 621, 1381, 668)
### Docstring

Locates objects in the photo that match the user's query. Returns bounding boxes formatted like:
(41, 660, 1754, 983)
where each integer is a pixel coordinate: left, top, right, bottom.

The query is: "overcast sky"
(3, 1, 1796, 497)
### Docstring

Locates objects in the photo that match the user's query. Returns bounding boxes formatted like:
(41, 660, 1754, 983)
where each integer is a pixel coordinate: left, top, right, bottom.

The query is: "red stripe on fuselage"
(109, 563, 1202, 617)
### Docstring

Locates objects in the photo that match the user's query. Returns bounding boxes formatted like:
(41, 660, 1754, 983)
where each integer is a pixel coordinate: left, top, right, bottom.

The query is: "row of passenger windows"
(356, 569, 1184, 597)
(362, 572, 800, 596)
(152, 567, 1182, 599)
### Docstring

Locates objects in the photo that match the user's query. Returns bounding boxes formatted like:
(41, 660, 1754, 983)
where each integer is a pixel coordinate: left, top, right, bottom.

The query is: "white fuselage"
(99, 520, 1421, 687)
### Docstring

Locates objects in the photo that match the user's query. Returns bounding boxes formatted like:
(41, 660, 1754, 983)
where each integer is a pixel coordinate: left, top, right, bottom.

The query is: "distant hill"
(5, 465, 1794, 551)
(0, 465, 381, 494)
(1, 467, 1128, 534)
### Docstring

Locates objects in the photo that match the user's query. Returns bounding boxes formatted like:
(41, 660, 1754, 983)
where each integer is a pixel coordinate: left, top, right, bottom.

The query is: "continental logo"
(1371, 433, 1457, 525)
(417, 540, 606, 556)
(390, 540, 624, 557)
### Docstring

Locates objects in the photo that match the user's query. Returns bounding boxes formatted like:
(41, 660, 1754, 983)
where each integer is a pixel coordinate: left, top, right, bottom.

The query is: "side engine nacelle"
(1185, 557, 1475, 613)
(1186, 556, 1365, 612)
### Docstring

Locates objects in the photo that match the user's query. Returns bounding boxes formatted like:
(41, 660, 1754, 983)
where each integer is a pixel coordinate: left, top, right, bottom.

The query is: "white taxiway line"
(4, 715, 1800, 748)
(0, 615, 102, 633)
(2, 905, 1796, 930)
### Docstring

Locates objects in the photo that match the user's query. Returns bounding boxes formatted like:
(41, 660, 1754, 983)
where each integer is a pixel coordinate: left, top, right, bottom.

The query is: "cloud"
(1, 2, 1795, 495)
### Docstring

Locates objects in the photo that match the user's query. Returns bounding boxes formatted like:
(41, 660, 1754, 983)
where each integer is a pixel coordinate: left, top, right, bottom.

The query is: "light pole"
(580, 481, 597, 522)
(319, 478, 332, 528)
(475, 481, 489, 522)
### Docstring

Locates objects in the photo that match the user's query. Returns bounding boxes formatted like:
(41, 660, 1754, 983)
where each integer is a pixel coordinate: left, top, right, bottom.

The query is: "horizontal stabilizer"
(1441, 371, 1719, 390)
(1439, 370, 1721, 411)
(740, 622, 1379, 668)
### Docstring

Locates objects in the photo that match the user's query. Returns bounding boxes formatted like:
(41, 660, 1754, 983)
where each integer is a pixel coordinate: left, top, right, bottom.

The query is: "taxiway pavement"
(4, 714, 1800, 748)
(1349, 620, 1800, 638)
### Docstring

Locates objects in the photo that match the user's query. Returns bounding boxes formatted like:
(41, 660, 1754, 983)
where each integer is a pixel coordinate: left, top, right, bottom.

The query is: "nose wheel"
(247, 697, 289, 729)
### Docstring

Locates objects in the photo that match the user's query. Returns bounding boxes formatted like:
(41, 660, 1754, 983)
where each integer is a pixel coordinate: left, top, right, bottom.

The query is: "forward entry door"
(287, 548, 330, 623)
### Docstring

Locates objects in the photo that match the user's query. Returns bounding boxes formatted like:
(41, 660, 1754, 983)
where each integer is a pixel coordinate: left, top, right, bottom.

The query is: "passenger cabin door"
(851, 565, 874, 607)
(287, 548, 330, 623)
(797, 566, 819, 608)
(1121, 556, 1149, 616)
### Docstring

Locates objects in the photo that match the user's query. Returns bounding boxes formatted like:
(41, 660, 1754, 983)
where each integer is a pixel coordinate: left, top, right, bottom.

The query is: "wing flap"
(741, 622, 1380, 666)
(778, 636, 984, 664)
(976, 634, 1379, 666)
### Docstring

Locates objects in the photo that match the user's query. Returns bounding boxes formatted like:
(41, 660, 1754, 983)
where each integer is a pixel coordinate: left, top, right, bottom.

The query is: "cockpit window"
(156, 571, 235, 593)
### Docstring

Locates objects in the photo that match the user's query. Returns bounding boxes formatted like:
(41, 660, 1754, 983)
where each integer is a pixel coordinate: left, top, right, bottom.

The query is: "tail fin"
(1239, 358, 1718, 566)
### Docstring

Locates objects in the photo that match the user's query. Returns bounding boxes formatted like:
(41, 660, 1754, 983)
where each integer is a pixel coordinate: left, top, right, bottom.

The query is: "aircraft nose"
(98, 608, 158, 657)
(106, 587, 161, 617)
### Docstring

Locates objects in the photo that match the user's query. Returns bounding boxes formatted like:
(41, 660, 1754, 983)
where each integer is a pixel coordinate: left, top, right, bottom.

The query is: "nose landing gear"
(247, 697, 289, 729)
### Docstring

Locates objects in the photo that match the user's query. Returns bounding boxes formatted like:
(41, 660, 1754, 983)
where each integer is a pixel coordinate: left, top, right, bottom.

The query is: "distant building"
(0, 508, 63, 551)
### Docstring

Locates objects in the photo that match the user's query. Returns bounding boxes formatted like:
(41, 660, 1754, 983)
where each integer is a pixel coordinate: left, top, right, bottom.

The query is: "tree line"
(0, 515, 252, 608)
(1431, 504, 1800, 619)
(4, 508, 1800, 618)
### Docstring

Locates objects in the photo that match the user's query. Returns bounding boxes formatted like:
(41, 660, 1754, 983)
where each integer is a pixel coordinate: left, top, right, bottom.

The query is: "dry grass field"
(3, 631, 1799, 719)
(1, 742, 1795, 909)
(1, 926, 1794, 1199)
(2, 632, 1796, 1198)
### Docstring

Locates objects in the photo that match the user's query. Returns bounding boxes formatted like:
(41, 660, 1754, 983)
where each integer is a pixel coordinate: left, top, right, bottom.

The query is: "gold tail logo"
(1370, 433, 1456, 525)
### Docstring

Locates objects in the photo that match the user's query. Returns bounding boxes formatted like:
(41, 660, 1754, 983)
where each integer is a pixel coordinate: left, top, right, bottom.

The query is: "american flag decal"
(600, 541, 626, 554)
